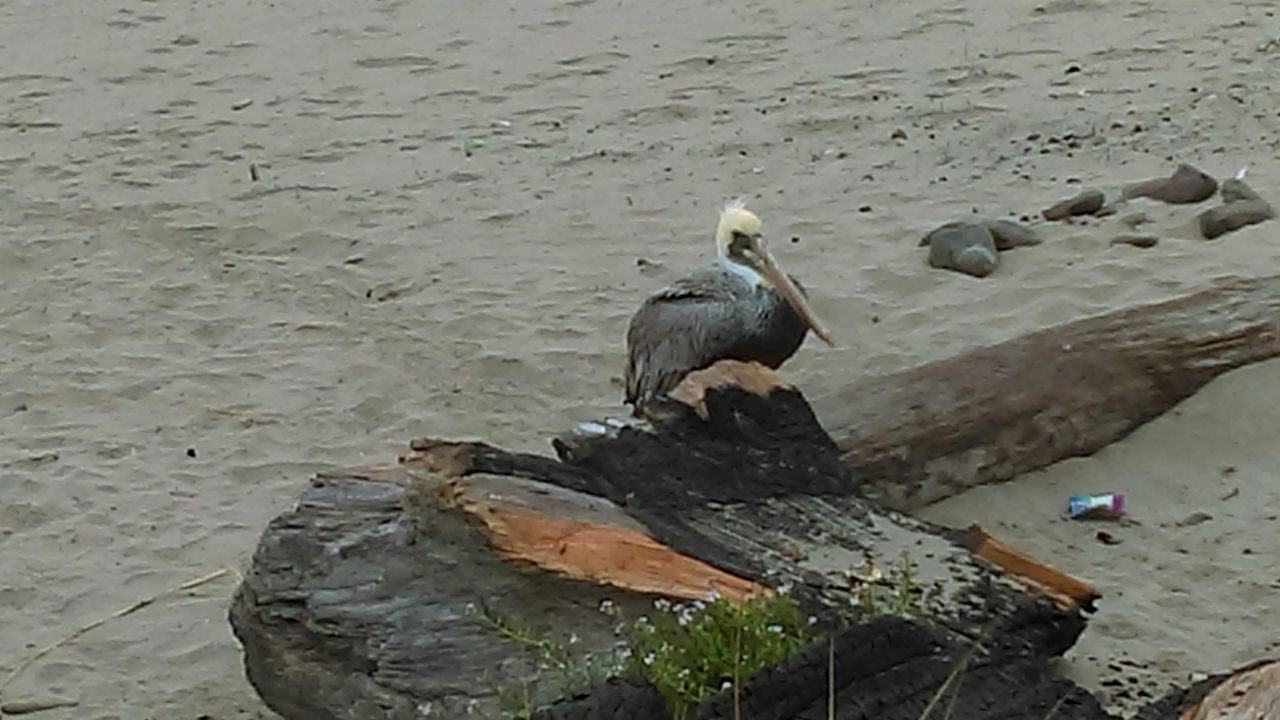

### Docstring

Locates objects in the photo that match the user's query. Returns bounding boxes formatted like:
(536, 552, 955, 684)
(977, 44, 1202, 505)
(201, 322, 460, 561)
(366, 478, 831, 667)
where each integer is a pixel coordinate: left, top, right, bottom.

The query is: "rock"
(1199, 199, 1274, 239)
(1221, 177, 1265, 204)
(922, 221, 1000, 278)
(1197, 176, 1274, 240)
(982, 219, 1042, 250)
(1043, 189, 1105, 221)
(1174, 511, 1213, 528)
(1111, 234, 1159, 248)
(1119, 212, 1150, 228)
(0, 699, 81, 715)
(1122, 163, 1218, 204)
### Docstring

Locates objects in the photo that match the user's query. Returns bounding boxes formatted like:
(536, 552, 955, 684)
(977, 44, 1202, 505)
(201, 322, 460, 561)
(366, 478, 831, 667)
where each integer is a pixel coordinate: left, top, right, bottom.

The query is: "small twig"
(917, 635, 984, 720)
(1041, 694, 1069, 720)
(941, 659, 967, 720)
(827, 635, 836, 720)
(2, 567, 235, 691)
(733, 622, 742, 720)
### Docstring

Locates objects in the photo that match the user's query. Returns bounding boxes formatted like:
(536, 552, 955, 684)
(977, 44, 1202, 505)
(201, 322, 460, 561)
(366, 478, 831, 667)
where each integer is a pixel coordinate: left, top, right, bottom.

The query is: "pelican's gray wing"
(624, 270, 747, 407)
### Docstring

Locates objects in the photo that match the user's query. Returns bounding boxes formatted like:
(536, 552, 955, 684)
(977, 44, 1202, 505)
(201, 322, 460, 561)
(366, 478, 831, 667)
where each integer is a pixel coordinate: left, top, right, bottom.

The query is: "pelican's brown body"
(624, 269, 814, 408)
(622, 202, 832, 413)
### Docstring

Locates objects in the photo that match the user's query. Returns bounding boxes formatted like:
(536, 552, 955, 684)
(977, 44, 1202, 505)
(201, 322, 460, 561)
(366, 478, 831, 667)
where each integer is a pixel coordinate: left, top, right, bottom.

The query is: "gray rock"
(1199, 199, 1275, 240)
(1197, 176, 1274, 240)
(1123, 163, 1218, 204)
(1043, 189, 1105, 221)
(923, 221, 1000, 278)
(1119, 212, 1151, 228)
(982, 219, 1042, 250)
(1221, 177, 1264, 204)
(1111, 234, 1159, 249)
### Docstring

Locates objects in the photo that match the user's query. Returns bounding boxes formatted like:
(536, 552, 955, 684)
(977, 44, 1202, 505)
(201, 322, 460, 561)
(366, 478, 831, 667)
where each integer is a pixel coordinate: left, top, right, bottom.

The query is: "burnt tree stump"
(229, 371, 1108, 719)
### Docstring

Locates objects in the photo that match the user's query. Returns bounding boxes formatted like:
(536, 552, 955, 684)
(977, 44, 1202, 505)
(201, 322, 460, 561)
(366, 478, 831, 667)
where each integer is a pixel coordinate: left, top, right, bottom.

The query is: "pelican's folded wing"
(624, 272, 744, 407)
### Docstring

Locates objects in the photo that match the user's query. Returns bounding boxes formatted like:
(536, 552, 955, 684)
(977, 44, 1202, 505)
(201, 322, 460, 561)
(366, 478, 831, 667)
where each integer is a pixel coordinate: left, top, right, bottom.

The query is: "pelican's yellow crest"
(715, 198, 763, 258)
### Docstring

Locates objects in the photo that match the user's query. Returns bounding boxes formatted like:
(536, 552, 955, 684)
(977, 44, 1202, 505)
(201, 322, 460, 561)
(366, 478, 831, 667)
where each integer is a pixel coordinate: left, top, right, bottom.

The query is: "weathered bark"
(819, 274, 1280, 510)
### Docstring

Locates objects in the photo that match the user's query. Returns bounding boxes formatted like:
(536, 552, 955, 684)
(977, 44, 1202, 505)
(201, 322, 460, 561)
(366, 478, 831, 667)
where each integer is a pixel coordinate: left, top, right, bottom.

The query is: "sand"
(1, 0, 1277, 716)
(920, 359, 1280, 714)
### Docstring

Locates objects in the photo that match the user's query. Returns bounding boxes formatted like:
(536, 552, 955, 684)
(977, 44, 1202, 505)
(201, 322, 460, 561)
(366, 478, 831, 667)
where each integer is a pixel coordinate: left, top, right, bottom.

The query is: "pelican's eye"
(729, 231, 754, 258)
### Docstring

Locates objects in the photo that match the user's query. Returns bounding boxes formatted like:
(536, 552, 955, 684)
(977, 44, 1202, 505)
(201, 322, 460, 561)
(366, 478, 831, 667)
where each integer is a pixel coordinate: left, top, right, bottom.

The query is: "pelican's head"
(713, 199, 834, 346)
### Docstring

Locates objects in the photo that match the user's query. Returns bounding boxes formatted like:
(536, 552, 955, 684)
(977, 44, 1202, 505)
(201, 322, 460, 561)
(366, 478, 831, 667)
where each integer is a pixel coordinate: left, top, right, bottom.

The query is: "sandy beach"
(2, 0, 1278, 716)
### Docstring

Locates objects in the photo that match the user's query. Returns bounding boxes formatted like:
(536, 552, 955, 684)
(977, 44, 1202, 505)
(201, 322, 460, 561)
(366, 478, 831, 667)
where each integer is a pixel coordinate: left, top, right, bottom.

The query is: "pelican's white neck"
(719, 253, 766, 287)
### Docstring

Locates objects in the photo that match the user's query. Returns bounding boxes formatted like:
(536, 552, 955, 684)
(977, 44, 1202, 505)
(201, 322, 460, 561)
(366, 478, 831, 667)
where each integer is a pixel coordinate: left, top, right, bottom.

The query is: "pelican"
(623, 200, 834, 412)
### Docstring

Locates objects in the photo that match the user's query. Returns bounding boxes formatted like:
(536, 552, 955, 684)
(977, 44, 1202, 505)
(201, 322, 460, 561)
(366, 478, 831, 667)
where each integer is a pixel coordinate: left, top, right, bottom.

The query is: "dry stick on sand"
(1, 566, 241, 692)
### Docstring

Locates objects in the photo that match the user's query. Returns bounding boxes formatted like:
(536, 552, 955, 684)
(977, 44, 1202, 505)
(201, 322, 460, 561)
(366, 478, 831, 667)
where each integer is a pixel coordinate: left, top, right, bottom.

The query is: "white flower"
(721, 680, 733, 691)
(568, 633, 579, 645)
(767, 624, 784, 635)
(643, 652, 656, 666)
(654, 598, 672, 612)
(807, 616, 818, 626)
(599, 599, 615, 614)
(776, 582, 793, 596)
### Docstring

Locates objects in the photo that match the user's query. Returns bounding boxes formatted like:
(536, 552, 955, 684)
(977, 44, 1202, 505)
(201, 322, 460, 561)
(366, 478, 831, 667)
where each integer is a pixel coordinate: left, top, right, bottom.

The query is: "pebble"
(1119, 212, 1150, 228)
(1198, 176, 1274, 239)
(1199, 200, 1274, 239)
(1175, 512, 1214, 528)
(981, 219, 1041, 250)
(1111, 234, 1159, 249)
(1122, 163, 1218, 204)
(1043, 189, 1105, 221)
(1, 699, 81, 715)
(921, 221, 1000, 278)
(1221, 177, 1264, 204)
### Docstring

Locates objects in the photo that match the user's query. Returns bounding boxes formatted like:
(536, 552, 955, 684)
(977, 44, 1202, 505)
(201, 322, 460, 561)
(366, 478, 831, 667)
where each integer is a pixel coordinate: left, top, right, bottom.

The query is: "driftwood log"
(229, 274, 1280, 719)
(821, 274, 1280, 510)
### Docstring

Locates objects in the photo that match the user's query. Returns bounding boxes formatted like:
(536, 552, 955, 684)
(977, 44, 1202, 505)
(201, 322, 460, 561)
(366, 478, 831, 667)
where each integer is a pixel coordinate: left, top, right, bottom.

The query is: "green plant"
(465, 603, 617, 718)
(844, 550, 925, 623)
(467, 550, 930, 719)
(611, 592, 814, 720)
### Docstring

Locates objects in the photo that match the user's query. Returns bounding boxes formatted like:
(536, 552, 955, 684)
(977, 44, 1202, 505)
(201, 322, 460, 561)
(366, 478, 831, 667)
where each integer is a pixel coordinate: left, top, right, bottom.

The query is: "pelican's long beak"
(755, 245, 835, 347)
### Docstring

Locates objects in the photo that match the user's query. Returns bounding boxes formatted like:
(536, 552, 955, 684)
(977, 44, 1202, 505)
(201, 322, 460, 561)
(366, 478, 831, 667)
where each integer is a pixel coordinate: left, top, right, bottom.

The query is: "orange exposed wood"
(454, 495, 768, 605)
(669, 359, 791, 419)
(959, 524, 1101, 613)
